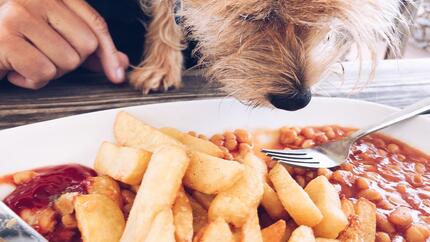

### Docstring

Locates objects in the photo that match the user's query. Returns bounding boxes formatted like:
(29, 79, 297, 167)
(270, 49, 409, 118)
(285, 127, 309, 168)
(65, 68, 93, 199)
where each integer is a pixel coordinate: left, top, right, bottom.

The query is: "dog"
(129, 0, 409, 111)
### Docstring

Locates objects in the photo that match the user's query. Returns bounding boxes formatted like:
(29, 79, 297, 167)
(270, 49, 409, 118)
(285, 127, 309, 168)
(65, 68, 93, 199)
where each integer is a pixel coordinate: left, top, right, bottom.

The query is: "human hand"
(0, 0, 129, 89)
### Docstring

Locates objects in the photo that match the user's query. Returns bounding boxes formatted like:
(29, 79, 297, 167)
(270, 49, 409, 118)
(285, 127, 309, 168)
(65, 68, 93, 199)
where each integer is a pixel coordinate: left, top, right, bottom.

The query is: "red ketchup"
(4, 164, 97, 214)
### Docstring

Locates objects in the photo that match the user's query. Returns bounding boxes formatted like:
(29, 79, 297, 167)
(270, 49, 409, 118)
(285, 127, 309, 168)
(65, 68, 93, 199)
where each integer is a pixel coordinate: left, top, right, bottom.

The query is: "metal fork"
(262, 98, 430, 168)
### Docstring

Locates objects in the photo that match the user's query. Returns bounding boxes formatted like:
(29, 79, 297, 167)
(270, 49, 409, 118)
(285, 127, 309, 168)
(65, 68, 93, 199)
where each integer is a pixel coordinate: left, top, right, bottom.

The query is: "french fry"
(209, 166, 264, 227)
(287, 226, 315, 242)
(304, 176, 348, 239)
(240, 211, 263, 242)
(269, 164, 323, 227)
(340, 198, 355, 218)
(120, 145, 190, 242)
(173, 188, 193, 242)
(261, 220, 289, 242)
(161, 127, 224, 157)
(261, 183, 289, 220)
(74, 194, 125, 242)
(192, 191, 215, 210)
(189, 197, 209, 235)
(145, 208, 175, 242)
(354, 198, 376, 242)
(185, 151, 244, 194)
(338, 198, 376, 242)
(194, 218, 234, 242)
(315, 239, 339, 242)
(87, 175, 122, 207)
(239, 151, 268, 181)
(94, 142, 151, 185)
(114, 111, 183, 152)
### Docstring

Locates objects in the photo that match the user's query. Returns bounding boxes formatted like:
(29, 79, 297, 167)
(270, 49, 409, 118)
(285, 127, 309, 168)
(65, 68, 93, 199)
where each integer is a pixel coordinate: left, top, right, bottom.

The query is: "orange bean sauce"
(212, 125, 430, 241)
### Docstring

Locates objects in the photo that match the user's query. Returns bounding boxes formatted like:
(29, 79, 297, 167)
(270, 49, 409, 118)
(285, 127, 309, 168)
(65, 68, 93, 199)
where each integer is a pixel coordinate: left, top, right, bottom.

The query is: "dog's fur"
(130, 0, 409, 107)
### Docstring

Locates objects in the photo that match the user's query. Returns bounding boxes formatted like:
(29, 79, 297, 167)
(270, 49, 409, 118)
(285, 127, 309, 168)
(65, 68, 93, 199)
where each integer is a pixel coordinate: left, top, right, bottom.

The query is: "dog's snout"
(268, 89, 312, 111)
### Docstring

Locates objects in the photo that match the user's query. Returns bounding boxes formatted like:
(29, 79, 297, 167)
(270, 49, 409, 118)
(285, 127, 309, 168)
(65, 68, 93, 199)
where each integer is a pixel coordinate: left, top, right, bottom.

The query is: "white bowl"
(0, 97, 428, 178)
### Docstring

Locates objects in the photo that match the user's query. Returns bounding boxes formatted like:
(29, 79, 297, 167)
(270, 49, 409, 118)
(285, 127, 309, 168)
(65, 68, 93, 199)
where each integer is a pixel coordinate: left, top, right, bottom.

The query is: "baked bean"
(305, 171, 315, 180)
(294, 167, 306, 175)
(234, 129, 251, 144)
(416, 163, 426, 174)
(279, 128, 298, 145)
(315, 133, 329, 144)
(378, 149, 388, 157)
(210, 134, 225, 146)
(373, 138, 386, 148)
(301, 127, 315, 139)
(317, 168, 333, 180)
(294, 136, 305, 147)
(198, 134, 209, 140)
(375, 232, 391, 242)
(332, 170, 353, 186)
(388, 207, 413, 228)
(12, 171, 38, 185)
(61, 214, 77, 229)
(225, 138, 238, 151)
(188, 131, 197, 137)
(395, 154, 406, 162)
(224, 131, 236, 141)
(322, 126, 336, 139)
(377, 199, 395, 210)
(377, 213, 396, 234)
(355, 177, 370, 190)
(296, 175, 306, 187)
(387, 144, 400, 154)
(301, 139, 315, 148)
(411, 174, 424, 187)
(340, 163, 354, 171)
(238, 143, 252, 155)
(405, 224, 430, 242)
(317, 168, 333, 179)
(285, 165, 295, 174)
(358, 188, 382, 202)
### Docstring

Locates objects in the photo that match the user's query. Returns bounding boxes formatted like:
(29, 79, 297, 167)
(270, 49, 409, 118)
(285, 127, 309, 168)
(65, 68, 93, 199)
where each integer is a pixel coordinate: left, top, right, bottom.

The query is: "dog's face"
(182, 0, 403, 110)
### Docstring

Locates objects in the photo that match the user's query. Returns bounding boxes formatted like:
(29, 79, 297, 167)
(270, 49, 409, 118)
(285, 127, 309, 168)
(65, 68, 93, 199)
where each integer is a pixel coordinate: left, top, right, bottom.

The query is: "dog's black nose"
(268, 89, 312, 111)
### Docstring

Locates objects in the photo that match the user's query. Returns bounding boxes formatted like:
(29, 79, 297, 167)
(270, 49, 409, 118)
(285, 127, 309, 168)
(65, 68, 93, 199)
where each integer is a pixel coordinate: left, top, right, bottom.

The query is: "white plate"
(0, 97, 429, 185)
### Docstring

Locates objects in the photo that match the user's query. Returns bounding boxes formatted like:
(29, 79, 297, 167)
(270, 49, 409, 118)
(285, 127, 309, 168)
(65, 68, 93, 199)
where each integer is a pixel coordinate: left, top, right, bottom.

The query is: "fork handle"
(349, 97, 430, 141)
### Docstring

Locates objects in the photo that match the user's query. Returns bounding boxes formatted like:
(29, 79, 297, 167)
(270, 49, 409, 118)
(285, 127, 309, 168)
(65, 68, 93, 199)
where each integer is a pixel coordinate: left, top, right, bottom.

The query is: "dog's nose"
(268, 89, 312, 111)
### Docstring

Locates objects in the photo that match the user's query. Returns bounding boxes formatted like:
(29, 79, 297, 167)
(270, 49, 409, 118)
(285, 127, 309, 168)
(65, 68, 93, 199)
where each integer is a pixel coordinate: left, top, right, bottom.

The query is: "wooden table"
(1, 58, 429, 130)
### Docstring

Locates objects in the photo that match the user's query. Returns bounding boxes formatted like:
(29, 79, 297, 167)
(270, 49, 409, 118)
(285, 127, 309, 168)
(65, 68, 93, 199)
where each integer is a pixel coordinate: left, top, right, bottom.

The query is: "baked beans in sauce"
(211, 125, 430, 241)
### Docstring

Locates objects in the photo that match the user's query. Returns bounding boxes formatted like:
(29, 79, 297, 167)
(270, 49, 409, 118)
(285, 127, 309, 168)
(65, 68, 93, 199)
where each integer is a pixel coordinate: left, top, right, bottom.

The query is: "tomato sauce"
(4, 164, 96, 214)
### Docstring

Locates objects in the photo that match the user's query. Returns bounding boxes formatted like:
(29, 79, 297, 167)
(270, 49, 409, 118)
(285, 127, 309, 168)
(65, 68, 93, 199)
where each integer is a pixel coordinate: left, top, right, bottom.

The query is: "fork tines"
(261, 149, 320, 165)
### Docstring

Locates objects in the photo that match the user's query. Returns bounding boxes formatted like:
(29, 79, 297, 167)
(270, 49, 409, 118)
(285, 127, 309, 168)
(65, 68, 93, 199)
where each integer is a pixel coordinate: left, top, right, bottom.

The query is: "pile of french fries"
(73, 111, 377, 242)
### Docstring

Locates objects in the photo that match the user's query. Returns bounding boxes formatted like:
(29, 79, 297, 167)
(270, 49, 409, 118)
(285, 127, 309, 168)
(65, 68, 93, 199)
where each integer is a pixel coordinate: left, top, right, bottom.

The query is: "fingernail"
(116, 68, 125, 82)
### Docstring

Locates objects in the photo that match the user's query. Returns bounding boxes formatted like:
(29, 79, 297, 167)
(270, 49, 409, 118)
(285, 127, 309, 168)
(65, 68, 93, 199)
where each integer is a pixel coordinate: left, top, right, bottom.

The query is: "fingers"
(41, 0, 97, 61)
(63, 0, 126, 83)
(20, 13, 81, 77)
(83, 51, 129, 74)
(1, 37, 56, 89)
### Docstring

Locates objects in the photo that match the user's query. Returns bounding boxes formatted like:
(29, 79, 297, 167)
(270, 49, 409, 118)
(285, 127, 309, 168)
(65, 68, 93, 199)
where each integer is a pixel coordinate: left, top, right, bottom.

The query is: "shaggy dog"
(129, 0, 409, 111)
